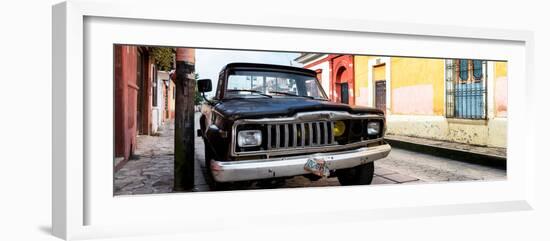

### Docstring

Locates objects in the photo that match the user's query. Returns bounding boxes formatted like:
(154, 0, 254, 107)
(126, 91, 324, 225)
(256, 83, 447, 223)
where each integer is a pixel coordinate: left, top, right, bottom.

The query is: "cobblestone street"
(114, 122, 175, 195)
(114, 113, 506, 195)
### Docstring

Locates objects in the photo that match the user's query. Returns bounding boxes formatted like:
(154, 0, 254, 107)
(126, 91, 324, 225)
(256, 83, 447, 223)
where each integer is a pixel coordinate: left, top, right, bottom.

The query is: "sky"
(194, 48, 303, 98)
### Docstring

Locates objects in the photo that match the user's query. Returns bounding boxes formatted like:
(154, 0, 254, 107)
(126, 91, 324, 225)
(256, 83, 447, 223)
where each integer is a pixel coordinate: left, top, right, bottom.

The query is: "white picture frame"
(52, 0, 535, 240)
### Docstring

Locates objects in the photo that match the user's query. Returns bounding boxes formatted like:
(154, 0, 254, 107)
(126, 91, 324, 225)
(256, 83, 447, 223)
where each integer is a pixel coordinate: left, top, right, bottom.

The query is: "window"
(225, 70, 327, 100)
(305, 79, 320, 97)
(459, 59, 469, 81)
(472, 60, 483, 80)
(445, 59, 487, 119)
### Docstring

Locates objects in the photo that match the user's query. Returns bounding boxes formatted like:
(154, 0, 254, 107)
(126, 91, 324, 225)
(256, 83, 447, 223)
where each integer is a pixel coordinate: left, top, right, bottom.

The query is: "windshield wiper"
(226, 89, 272, 98)
(269, 91, 315, 99)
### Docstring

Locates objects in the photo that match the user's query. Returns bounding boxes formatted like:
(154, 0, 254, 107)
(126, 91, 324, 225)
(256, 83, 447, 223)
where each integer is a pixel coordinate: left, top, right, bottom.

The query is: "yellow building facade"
(353, 56, 508, 148)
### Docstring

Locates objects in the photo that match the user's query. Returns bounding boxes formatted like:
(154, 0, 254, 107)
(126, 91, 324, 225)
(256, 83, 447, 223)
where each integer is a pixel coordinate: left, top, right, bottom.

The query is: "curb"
(384, 138, 507, 170)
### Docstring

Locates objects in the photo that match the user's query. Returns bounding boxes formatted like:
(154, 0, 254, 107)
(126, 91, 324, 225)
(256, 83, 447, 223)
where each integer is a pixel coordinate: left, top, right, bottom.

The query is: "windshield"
(224, 70, 328, 100)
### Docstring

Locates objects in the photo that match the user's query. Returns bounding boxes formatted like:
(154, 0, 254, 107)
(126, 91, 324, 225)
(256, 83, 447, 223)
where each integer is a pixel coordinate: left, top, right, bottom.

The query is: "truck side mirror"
(197, 79, 212, 92)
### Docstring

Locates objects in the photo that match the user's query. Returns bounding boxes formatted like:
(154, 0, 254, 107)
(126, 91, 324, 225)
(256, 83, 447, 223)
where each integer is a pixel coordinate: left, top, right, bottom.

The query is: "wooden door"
(340, 83, 349, 104)
(375, 80, 386, 113)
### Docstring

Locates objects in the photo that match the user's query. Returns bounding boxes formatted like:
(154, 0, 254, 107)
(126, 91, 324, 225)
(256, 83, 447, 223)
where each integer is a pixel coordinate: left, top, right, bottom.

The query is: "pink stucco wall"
(495, 77, 508, 117)
(392, 84, 434, 115)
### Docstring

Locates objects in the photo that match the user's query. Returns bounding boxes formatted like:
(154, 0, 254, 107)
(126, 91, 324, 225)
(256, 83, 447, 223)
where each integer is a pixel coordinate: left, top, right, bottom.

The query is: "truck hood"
(214, 97, 384, 120)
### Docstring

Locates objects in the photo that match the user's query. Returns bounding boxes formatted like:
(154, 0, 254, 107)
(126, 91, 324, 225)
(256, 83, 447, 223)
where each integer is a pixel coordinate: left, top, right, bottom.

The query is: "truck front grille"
(266, 121, 334, 150)
(231, 111, 385, 157)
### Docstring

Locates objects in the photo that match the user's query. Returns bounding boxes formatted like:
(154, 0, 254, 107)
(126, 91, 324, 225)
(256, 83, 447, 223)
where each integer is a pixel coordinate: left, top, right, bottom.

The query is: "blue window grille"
(445, 59, 487, 119)
(473, 60, 483, 80)
(459, 59, 469, 81)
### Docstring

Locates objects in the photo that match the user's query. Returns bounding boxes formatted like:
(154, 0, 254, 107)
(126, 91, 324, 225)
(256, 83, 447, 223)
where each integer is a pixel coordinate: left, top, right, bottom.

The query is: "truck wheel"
(204, 144, 231, 191)
(336, 162, 375, 186)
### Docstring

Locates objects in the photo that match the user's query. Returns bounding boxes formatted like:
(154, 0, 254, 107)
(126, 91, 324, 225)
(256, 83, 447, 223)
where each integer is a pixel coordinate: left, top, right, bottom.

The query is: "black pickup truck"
(197, 62, 391, 189)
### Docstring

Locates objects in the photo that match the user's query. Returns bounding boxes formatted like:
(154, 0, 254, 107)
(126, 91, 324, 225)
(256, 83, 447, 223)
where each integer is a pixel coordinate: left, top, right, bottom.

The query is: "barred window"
(459, 59, 469, 81)
(445, 59, 487, 119)
(473, 60, 483, 80)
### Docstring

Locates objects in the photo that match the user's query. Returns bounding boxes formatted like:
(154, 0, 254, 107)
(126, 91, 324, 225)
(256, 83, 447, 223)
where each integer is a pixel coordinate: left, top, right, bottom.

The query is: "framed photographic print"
(52, 0, 535, 240)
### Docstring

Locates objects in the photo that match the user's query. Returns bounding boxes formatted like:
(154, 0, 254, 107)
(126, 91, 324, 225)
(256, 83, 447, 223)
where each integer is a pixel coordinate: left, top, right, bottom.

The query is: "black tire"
(336, 162, 375, 186)
(204, 143, 231, 191)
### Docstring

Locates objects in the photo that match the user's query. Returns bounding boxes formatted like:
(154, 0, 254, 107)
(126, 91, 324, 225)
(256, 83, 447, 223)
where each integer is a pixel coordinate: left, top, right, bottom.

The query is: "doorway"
(373, 63, 387, 113)
(339, 83, 349, 104)
(331, 55, 355, 105)
(375, 80, 386, 112)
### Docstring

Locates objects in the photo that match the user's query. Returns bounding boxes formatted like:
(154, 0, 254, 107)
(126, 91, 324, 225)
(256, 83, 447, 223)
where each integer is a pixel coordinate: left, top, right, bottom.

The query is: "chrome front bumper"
(210, 144, 391, 182)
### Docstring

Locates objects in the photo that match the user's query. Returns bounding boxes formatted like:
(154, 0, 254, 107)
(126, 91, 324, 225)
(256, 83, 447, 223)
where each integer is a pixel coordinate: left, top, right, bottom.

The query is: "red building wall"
(115, 45, 137, 160)
(304, 54, 355, 105)
(114, 45, 154, 161)
(141, 54, 153, 136)
(331, 55, 355, 105)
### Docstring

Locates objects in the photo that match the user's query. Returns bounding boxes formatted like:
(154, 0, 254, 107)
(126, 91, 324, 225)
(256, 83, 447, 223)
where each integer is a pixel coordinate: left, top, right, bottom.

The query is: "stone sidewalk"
(386, 134, 506, 157)
(114, 122, 176, 195)
(385, 134, 507, 169)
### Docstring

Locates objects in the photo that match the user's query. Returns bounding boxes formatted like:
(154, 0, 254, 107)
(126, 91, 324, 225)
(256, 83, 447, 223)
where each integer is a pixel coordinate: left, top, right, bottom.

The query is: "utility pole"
(173, 48, 196, 191)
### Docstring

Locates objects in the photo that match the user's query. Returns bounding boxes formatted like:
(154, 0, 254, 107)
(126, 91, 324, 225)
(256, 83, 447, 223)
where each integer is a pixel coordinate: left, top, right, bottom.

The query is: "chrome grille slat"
(308, 123, 313, 146)
(300, 123, 306, 147)
(315, 122, 321, 145)
(323, 122, 329, 145)
(275, 125, 280, 148)
(292, 124, 297, 148)
(284, 124, 289, 148)
(267, 124, 271, 149)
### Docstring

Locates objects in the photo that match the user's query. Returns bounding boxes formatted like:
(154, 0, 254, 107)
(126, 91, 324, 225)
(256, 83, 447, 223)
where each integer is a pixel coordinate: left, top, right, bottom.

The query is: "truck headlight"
(333, 120, 346, 137)
(237, 130, 262, 147)
(367, 121, 381, 135)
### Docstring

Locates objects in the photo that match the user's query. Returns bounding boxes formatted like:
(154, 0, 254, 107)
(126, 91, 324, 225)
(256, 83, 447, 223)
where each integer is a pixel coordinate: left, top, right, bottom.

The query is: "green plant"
(151, 47, 174, 71)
